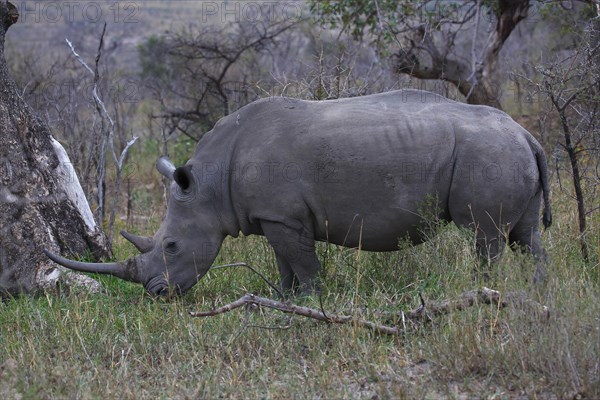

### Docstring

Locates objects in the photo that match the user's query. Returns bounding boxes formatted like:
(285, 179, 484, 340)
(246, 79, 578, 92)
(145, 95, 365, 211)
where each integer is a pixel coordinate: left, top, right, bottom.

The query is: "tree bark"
(395, 0, 530, 110)
(0, 2, 110, 295)
(555, 100, 590, 261)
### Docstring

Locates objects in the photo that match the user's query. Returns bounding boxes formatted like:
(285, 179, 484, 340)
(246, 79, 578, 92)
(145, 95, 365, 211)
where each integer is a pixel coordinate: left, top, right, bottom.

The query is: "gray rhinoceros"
(45, 90, 551, 296)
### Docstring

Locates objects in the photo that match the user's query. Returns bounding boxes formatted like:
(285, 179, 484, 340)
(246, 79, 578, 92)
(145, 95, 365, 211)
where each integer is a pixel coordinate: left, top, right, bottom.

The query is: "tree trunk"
(0, 2, 110, 296)
(394, 0, 530, 110)
(557, 106, 589, 261)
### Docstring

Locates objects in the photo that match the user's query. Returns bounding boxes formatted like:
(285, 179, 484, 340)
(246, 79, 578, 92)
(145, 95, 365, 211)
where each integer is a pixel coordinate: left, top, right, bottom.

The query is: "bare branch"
(210, 262, 284, 299)
(146, 20, 298, 139)
(190, 288, 550, 336)
(66, 29, 111, 224)
(66, 26, 114, 128)
(117, 136, 139, 170)
(64, 39, 94, 76)
(67, 25, 137, 245)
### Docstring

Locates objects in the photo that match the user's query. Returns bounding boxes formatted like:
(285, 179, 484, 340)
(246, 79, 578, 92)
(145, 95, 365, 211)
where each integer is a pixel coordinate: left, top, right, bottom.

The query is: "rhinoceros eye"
(163, 241, 179, 254)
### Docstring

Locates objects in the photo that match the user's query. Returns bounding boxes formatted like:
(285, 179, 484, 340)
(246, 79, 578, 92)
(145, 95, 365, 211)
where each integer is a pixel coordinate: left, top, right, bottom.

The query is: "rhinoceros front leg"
(260, 220, 322, 295)
(272, 252, 295, 292)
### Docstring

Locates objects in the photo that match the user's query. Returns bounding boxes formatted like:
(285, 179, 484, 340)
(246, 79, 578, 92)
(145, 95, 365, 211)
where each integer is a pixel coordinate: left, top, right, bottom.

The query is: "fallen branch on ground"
(189, 287, 550, 336)
(392, 287, 550, 322)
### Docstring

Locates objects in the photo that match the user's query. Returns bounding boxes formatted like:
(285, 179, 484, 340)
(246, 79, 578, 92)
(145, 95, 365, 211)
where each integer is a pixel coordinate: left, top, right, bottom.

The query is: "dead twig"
(209, 262, 284, 299)
(190, 293, 400, 335)
(66, 24, 137, 244)
(189, 287, 550, 336)
(389, 287, 550, 323)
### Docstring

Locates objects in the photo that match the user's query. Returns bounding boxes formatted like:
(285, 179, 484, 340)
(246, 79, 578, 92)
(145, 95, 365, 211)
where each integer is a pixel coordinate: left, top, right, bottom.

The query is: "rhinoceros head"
(45, 157, 225, 297)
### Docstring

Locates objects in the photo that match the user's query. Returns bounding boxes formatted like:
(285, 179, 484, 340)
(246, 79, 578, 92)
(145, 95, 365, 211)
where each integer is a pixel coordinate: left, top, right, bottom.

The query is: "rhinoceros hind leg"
(508, 192, 548, 284)
(475, 236, 506, 263)
(471, 233, 506, 281)
(260, 220, 322, 295)
(450, 207, 507, 278)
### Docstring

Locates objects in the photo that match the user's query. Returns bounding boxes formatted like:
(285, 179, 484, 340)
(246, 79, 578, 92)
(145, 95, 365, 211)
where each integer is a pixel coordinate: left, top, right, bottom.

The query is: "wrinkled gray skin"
(45, 90, 551, 296)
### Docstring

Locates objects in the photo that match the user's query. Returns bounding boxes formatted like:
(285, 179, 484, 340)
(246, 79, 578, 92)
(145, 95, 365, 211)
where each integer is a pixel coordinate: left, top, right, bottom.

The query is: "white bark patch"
(36, 264, 103, 294)
(50, 137, 96, 231)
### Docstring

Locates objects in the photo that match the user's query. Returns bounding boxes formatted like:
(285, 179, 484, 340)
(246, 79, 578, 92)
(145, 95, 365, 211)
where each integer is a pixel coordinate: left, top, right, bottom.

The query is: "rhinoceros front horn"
(120, 230, 154, 253)
(43, 249, 141, 283)
(156, 156, 176, 180)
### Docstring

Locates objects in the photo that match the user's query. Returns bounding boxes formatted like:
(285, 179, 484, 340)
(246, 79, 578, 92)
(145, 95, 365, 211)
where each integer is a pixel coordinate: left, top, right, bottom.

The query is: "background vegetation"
(1, 1, 598, 398)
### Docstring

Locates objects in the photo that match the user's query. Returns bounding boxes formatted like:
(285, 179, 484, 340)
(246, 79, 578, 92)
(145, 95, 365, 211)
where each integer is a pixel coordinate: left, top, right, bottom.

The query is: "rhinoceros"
(45, 90, 551, 296)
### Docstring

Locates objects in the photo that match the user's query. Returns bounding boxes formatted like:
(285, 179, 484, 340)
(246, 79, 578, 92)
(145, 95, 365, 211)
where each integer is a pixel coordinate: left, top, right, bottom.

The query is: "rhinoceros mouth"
(146, 276, 169, 297)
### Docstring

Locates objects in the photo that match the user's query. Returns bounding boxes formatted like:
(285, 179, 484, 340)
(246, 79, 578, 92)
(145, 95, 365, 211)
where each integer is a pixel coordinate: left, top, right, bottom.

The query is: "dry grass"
(0, 178, 598, 399)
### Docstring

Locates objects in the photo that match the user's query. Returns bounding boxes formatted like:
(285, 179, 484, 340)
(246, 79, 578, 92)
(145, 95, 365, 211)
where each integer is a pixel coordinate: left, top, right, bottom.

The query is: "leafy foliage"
(310, 0, 478, 46)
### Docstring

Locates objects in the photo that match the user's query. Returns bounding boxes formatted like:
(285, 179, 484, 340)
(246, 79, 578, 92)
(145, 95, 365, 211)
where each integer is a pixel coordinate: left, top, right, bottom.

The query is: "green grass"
(1, 182, 599, 399)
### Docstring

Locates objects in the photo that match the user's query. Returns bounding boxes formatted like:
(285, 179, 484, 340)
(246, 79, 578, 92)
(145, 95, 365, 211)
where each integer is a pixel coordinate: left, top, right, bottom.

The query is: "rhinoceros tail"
(535, 148, 552, 229)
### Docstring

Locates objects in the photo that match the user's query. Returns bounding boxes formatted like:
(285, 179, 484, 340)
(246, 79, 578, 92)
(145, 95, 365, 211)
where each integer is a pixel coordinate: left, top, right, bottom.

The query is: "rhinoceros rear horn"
(156, 156, 176, 180)
(120, 230, 154, 253)
(43, 249, 141, 283)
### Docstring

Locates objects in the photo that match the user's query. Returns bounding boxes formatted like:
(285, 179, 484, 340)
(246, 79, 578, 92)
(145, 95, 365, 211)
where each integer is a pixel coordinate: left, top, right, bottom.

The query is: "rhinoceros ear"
(174, 165, 193, 191)
(156, 156, 176, 180)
